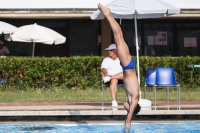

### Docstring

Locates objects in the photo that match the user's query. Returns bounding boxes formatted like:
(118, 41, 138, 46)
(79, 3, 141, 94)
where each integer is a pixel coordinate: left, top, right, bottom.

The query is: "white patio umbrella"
(11, 23, 66, 57)
(90, 0, 180, 85)
(0, 21, 18, 34)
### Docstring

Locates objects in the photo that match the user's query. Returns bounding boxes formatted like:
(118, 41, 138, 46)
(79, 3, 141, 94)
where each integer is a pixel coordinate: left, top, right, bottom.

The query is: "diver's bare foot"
(124, 102, 130, 112)
(124, 120, 131, 133)
(97, 3, 111, 17)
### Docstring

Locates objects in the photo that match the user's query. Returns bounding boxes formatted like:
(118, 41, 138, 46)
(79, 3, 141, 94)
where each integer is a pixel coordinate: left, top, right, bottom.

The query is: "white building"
(0, 0, 200, 57)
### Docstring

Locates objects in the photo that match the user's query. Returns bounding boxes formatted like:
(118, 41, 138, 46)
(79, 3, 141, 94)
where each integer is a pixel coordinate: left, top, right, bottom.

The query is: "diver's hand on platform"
(103, 76, 110, 83)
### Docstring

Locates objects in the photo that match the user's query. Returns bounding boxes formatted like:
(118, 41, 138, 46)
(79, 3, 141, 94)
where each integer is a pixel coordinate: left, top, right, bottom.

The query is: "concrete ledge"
(0, 110, 200, 116)
(0, 104, 200, 111)
(138, 110, 200, 115)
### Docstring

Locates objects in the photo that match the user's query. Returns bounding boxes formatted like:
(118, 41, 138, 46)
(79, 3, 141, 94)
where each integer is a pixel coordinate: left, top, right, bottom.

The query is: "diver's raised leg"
(97, 3, 131, 67)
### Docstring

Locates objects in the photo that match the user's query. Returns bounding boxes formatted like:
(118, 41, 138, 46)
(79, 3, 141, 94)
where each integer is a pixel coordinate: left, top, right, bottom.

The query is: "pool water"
(0, 122, 199, 133)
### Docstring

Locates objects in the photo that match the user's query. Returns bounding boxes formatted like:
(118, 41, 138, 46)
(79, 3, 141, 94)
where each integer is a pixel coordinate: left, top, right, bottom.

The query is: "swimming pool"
(0, 121, 199, 133)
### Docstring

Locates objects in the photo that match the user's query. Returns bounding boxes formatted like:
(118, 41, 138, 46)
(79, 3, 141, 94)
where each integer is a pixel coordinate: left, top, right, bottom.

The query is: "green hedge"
(0, 56, 199, 90)
(139, 56, 200, 88)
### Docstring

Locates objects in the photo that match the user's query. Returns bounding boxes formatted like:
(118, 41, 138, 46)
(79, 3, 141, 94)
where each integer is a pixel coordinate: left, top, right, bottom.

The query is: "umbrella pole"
(32, 42, 35, 57)
(134, 17, 141, 99)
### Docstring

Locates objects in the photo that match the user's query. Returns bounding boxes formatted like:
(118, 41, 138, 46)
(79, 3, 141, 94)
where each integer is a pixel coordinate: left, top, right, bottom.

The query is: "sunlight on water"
(0, 122, 199, 133)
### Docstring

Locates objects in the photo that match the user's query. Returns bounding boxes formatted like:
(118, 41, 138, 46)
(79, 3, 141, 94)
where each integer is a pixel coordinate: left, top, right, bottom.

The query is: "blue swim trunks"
(120, 58, 135, 70)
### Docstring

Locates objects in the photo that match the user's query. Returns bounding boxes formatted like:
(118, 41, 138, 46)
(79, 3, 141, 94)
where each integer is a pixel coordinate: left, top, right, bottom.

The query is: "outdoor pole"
(32, 42, 35, 57)
(134, 16, 141, 99)
(134, 17, 140, 84)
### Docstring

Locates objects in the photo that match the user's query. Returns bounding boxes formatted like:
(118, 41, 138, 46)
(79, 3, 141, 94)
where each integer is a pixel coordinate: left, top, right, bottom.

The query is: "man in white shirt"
(0, 40, 10, 56)
(101, 44, 123, 107)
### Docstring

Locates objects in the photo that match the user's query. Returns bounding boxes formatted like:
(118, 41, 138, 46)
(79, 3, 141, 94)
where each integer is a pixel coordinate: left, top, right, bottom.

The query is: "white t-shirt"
(0, 46, 10, 55)
(101, 57, 123, 77)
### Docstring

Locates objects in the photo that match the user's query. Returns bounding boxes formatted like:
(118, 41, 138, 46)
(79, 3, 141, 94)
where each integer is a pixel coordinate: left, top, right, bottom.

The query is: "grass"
(0, 86, 199, 103)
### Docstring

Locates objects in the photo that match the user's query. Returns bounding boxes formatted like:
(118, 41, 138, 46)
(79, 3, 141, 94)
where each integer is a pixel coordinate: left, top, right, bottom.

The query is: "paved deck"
(0, 101, 200, 117)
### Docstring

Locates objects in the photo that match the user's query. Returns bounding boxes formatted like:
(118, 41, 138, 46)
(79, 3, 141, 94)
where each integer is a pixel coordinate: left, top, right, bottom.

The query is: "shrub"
(0, 56, 199, 90)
